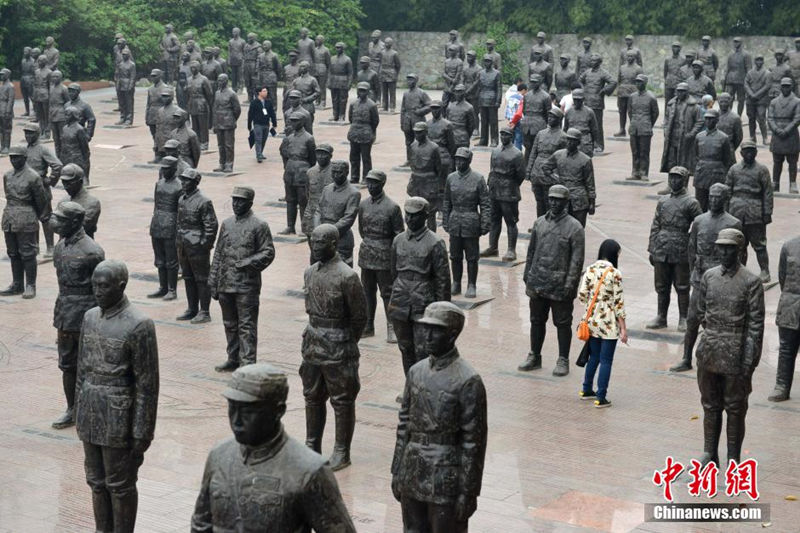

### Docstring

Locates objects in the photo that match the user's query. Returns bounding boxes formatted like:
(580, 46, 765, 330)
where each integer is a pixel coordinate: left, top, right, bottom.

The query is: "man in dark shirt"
(247, 86, 277, 163)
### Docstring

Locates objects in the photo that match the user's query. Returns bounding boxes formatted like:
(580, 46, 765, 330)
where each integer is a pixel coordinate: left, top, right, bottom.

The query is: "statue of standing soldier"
(0, 68, 14, 154)
(407, 122, 442, 231)
(187, 61, 214, 151)
(302, 224, 367, 471)
(209, 186, 275, 371)
(59, 164, 100, 238)
(724, 37, 752, 116)
(116, 48, 136, 126)
(348, 81, 379, 183)
(771, 236, 800, 402)
(145, 69, 165, 163)
(477, 55, 502, 147)
(400, 74, 432, 165)
(694, 228, 764, 467)
(279, 113, 317, 235)
(693, 109, 735, 211)
(148, 156, 182, 301)
(20, 47, 35, 117)
(313, 160, 361, 267)
(328, 43, 352, 122)
(49, 201, 105, 429)
(744, 54, 771, 145)
(483, 127, 526, 261)
(161, 24, 181, 84)
(190, 364, 356, 532)
(33, 55, 52, 139)
(379, 37, 401, 113)
(389, 197, 451, 376)
(212, 74, 241, 173)
(76, 259, 159, 533)
(526, 107, 567, 218)
(391, 301, 487, 533)
(227, 28, 245, 93)
(23, 121, 62, 257)
(626, 74, 659, 181)
(768, 77, 800, 193)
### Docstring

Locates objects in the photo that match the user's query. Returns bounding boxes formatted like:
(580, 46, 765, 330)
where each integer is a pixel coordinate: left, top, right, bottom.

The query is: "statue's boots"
(480, 226, 500, 257)
(329, 404, 355, 471)
(552, 326, 571, 376)
(726, 413, 746, 465)
(465, 260, 478, 298)
(677, 291, 689, 332)
(646, 293, 669, 329)
(451, 260, 462, 295)
(502, 226, 518, 262)
(147, 268, 168, 298)
(191, 285, 212, 324)
(769, 352, 794, 401)
(304, 403, 327, 454)
(163, 268, 178, 300)
(176, 281, 198, 320)
(0, 258, 24, 295)
(22, 258, 37, 299)
(697, 410, 722, 467)
(52, 370, 76, 429)
(91, 489, 113, 533)
(110, 485, 138, 533)
(670, 340, 694, 372)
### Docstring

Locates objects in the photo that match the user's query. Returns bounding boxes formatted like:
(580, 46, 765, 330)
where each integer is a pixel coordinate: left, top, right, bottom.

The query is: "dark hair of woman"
(597, 239, 621, 268)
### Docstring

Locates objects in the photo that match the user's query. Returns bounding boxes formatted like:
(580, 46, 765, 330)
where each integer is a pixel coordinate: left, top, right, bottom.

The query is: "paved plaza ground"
(1, 86, 799, 532)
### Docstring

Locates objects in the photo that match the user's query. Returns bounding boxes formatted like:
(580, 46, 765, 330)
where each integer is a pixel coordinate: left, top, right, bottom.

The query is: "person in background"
(247, 86, 277, 163)
(560, 82, 582, 114)
(578, 239, 628, 408)
(506, 81, 526, 150)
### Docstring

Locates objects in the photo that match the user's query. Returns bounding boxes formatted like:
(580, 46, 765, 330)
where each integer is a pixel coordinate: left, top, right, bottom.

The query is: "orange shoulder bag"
(577, 267, 612, 341)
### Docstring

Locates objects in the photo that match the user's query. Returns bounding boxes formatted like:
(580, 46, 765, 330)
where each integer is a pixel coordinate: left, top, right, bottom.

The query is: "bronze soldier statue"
(191, 364, 357, 532)
(20, 47, 35, 117)
(59, 164, 100, 237)
(407, 122, 442, 230)
(768, 78, 800, 192)
(626, 74, 659, 181)
(661, 83, 703, 180)
(563, 88, 600, 158)
(0, 68, 12, 154)
(303, 144, 334, 245)
(214, 47, 227, 77)
(169, 108, 202, 170)
(348, 81, 379, 183)
(187, 60, 214, 151)
(153, 86, 178, 162)
(446, 29, 466, 60)
(313, 35, 331, 108)
(542, 128, 596, 227)
(212, 74, 240, 173)
(619, 34, 642, 66)
(769, 49, 792, 102)
(483, 127, 525, 261)
(442, 45, 464, 108)
(695, 228, 764, 467)
(145, 69, 165, 163)
(279, 112, 316, 235)
(76, 259, 159, 533)
(790, 38, 800, 97)
(358, 170, 404, 341)
(519, 73, 551, 162)
(357, 55, 380, 104)
(686, 60, 716, 102)
(297, 28, 316, 73)
(485, 38, 502, 71)
(678, 50, 696, 85)
(33, 55, 52, 138)
(664, 42, 684, 107)
(694, 109, 735, 210)
(647, 166, 702, 331)
(726, 140, 774, 282)
(380, 38, 401, 112)
(200, 47, 223, 85)
(163, 139, 191, 176)
(116, 48, 136, 126)
(161, 24, 181, 84)
(368, 31, 385, 98)
(209, 186, 275, 371)
(23, 121, 62, 257)
(43, 35, 60, 69)
(697, 36, 719, 82)
(670, 183, 742, 372)
(176, 168, 218, 324)
(242, 33, 261, 102)
(444, 84, 475, 151)
(227, 28, 245, 93)
(148, 156, 182, 301)
(392, 301, 487, 533)
(291, 60, 321, 125)
(442, 147, 491, 298)
(427, 100, 456, 186)
(477, 55, 502, 147)
(520, 184, 585, 376)
(1, 145, 48, 298)
(48, 70, 69, 157)
(744, 55, 771, 145)
(554, 54, 577, 101)
(527, 107, 567, 217)
(59, 106, 91, 183)
(389, 197, 451, 376)
(328, 43, 352, 122)
(283, 89, 314, 134)
(717, 93, 744, 156)
(177, 52, 192, 109)
(313, 160, 361, 266)
(724, 37, 752, 116)
(49, 201, 105, 429)
(401, 74, 432, 164)
(615, 50, 643, 136)
(302, 224, 367, 471)
(527, 50, 553, 93)
(531, 31, 554, 64)
(576, 37, 593, 76)
(462, 51, 481, 137)
(257, 40, 281, 108)
(579, 54, 617, 153)
(771, 236, 800, 401)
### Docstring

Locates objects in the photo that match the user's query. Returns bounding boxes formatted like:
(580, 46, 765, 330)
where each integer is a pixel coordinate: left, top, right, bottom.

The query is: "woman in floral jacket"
(578, 239, 628, 408)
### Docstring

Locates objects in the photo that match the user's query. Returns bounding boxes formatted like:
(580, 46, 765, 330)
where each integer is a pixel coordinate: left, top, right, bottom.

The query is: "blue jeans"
(252, 123, 269, 159)
(582, 337, 618, 400)
(513, 125, 523, 150)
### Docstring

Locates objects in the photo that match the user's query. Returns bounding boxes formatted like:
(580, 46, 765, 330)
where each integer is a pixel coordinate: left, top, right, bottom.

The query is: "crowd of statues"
(2, 29, 800, 532)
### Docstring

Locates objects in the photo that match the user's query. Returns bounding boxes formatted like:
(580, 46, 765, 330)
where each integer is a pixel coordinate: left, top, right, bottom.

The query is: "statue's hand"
(455, 494, 477, 521)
